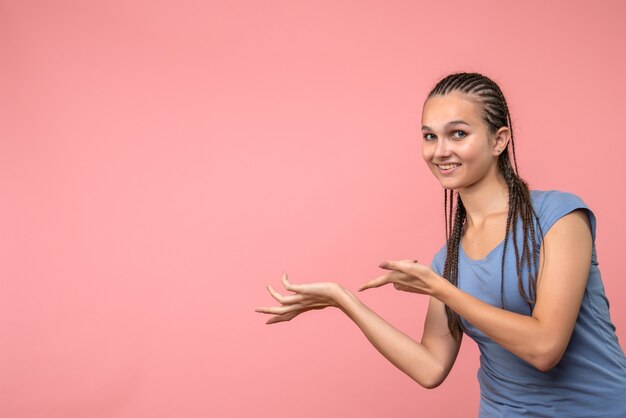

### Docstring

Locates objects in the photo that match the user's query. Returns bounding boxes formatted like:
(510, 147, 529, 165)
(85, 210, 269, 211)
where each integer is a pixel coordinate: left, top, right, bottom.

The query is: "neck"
(457, 168, 509, 228)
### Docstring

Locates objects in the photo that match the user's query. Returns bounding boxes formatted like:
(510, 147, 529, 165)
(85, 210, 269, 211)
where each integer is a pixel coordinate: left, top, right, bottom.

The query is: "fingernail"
(378, 262, 387, 268)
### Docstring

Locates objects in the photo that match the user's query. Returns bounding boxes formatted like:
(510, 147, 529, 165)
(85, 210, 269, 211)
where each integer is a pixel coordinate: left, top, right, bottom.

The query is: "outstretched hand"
(255, 272, 343, 324)
(359, 258, 446, 296)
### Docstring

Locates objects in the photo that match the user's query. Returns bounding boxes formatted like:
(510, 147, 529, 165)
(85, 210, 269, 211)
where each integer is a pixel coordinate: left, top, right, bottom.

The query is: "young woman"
(255, 72, 626, 417)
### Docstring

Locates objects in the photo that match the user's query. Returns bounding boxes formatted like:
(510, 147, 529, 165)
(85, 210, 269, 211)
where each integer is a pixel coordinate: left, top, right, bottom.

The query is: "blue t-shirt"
(431, 189, 626, 417)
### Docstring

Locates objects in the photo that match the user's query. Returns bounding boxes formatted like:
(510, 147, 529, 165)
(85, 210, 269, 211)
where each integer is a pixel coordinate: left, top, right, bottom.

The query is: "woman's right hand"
(255, 272, 344, 324)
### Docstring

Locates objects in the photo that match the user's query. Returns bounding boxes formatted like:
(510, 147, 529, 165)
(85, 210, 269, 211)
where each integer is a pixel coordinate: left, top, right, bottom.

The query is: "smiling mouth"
(436, 163, 461, 170)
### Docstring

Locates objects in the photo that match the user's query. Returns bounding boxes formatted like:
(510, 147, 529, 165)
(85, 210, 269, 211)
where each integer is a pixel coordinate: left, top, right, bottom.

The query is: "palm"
(256, 273, 341, 324)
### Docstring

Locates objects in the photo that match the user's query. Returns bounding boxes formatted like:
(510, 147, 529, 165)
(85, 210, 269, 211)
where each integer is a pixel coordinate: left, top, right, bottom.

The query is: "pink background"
(1, 1, 625, 417)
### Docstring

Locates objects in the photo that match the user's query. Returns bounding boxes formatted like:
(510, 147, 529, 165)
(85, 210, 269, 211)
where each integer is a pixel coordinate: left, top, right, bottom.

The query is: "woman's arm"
(334, 289, 462, 389)
(362, 209, 593, 372)
(256, 272, 462, 389)
(434, 209, 592, 371)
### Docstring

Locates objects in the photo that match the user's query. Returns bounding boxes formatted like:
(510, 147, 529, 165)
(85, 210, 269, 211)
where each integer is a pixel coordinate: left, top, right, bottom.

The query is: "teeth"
(438, 164, 460, 170)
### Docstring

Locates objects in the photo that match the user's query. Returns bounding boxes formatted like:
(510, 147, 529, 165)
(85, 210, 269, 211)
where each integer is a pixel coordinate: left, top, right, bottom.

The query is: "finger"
(255, 302, 306, 315)
(255, 306, 279, 314)
(254, 305, 296, 315)
(266, 302, 330, 324)
(257, 297, 330, 314)
(358, 274, 391, 291)
(379, 259, 418, 273)
(281, 272, 297, 291)
(281, 271, 311, 294)
(267, 284, 305, 304)
(359, 269, 415, 291)
(379, 259, 417, 268)
(266, 310, 300, 324)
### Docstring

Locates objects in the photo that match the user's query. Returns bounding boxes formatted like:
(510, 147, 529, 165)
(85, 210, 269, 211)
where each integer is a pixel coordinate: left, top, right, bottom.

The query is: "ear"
(492, 126, 511, 156)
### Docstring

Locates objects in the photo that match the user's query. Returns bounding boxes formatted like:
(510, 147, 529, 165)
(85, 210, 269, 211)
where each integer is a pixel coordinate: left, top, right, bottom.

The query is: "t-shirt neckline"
(460, 238, 505, 264)
(458, 190, 540, 264)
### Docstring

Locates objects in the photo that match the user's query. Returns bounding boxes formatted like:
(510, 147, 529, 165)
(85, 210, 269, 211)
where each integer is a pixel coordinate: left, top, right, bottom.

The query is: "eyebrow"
(421, 120, 471, 131)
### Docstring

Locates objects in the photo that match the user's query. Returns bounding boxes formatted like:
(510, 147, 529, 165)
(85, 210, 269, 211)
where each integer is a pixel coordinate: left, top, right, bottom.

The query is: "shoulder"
(430, 242, 448, 275)
(530, 189, 596, 243)
(530, 189, 587, 212)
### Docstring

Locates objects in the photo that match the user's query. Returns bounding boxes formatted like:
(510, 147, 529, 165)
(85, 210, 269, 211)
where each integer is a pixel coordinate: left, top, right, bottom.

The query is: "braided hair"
(427, 72, 545, 341)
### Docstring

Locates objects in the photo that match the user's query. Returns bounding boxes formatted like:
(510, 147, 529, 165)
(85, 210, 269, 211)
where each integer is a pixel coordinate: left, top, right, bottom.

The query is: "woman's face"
(421, 91, 502, 191)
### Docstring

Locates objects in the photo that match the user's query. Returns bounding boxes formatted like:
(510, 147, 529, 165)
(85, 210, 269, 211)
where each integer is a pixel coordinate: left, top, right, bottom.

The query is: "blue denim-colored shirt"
(431, 189, 626, 417)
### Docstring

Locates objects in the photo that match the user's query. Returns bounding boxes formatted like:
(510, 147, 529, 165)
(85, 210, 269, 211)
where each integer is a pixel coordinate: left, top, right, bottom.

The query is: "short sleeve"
(430, 243, 447, 276)
(537, 190, 597, 244)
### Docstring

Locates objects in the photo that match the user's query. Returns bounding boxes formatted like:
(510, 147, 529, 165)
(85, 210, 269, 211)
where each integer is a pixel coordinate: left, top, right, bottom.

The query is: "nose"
(433, 138, 451, 159)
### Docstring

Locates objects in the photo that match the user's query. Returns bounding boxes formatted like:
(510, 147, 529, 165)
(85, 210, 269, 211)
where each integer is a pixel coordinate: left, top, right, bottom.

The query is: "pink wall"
(1, 1, 625, 417)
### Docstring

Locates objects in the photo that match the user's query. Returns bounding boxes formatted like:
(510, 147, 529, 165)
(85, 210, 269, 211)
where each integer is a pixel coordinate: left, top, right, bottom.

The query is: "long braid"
(444, 189, 449, 240)
(428, 72, 545, 340)
(497, 87, 536, 309)
(443, 190, 466, 337)
(448, 190, 454, 239)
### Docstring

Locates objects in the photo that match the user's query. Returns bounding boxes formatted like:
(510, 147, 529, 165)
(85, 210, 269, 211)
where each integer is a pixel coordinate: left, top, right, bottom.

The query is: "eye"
(423, 133, 436, 141)
(452, 130, 467, 139)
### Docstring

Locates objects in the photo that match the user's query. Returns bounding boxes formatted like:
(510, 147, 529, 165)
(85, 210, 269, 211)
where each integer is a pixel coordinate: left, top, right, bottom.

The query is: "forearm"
(333, 286, 445, 388)
(435, 281, 558, 371)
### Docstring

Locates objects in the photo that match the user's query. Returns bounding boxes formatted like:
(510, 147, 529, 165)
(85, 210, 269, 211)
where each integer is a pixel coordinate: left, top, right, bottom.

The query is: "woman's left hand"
(358, 259, 447, 296)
